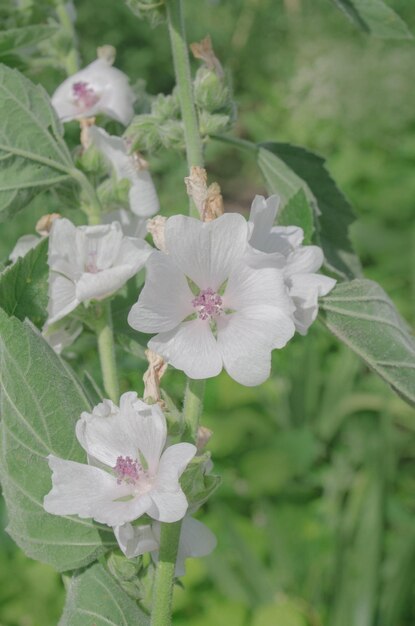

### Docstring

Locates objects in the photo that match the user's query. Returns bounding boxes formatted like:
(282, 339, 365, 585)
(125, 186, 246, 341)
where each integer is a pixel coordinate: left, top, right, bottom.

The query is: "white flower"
(42, 319, 83, 354)
(9, 234, 41, 263)
(51, 58, 135, 125)
(89, 126, 159, 218)
(115, 516, 217, 576)
(248, 195, 336, 334)
(47, 218, 151, 325)
(44, 393, 196, 526)
(128, 213, 295, 386)
(103, 209, 148, 238)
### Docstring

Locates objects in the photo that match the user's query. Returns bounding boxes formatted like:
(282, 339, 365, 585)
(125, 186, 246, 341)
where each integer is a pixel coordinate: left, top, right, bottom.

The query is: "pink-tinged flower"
(51, 58, 135, 125)
(115, 516, 216, 576)
(43, 393, 196, 526)
(128, 213, 295, 386)
(89, 126, 160, 218)
(248, 195, 336, 334)
(47, 218, 151, 325)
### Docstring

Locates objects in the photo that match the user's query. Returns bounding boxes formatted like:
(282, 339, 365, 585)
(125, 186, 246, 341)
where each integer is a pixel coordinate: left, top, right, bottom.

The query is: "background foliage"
(0, 0, 414, 624)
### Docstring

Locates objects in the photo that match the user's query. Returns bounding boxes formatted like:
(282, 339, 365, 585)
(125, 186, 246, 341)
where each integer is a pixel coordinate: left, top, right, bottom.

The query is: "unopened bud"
(124, 114, 162, 153)
(36, 213, 61, 236)
(196, 426, 213, 451)
(97, 45, 116, 65)
(199, 110, 232, 137)
(194, 67, 232, 114)
(125, 0, 165, 26)
(147, 215, 167, 252)
(190, 35, 224, 79)
(151, 93, 180, 121)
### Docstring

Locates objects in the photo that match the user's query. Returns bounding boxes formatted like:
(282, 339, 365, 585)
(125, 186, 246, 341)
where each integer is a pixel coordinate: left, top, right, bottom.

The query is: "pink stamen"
(72, 81, 100, 110)
(114, 456, 142, 485)
(192, 288, 223, 321)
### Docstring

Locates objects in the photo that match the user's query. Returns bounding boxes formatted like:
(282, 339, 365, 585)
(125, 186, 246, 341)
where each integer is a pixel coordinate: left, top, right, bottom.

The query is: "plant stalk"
(55, 0, 80, 76)
(183, 377, 206, 441)
(166, 0, 204, 216)
(95, 301, 120, 404)
(150, 521, 182, 626)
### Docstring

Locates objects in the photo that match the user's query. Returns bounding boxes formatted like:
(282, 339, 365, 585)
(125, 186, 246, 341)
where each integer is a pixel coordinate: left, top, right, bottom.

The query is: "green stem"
(166, 0, 204, 216)
(150, 521, 181, 626)
(55, 0, 80, 75)
(95, 301, 120, 404)
(182, 377, 206, 441)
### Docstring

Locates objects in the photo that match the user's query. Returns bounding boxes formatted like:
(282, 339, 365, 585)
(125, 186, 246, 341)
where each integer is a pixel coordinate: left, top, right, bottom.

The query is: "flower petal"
(285, 246, 324, 276)
(289, 273, 336, 334)
(76, 392, 167, 474)
(114, 523, 158, 558)
(128, 251, 194, 333)
(147, 490, 189, 523)
(149, 320, 223, 379)
(248, 194, 280, 252)
(44, 455, 152, 526)
(129, 170, 160, 218)
(217, 307, 295, 386)
(174, 517, 217, 576)
(165, 213, 249, 290)
(75, 265, 137, 302)
(47, 272, 78, 325)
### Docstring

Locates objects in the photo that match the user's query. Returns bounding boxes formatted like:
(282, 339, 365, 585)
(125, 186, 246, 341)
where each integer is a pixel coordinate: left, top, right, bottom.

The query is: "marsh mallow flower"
(47, 218, 150, 324)
(128, 213, 295, 386)
(51, 58, 135, 125)
(248, 195, 336, 334)
(44, 393, 196, 526)
(115, 516, 217, 576)
(89, 126, 160, 218)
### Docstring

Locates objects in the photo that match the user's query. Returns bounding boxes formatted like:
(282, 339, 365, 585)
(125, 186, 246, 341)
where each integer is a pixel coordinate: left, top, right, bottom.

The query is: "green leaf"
(0, 310, 117, 572)
(59, 562, 149, 626)
(0, 64, 75, 221)
(259, 142, 362, 280)
(332, 0, 413, 39)
(0, 25, 59, 56)
(320, 279, 415, 408)
(0, 237, 48, 327)
(277, 188, 314, 245)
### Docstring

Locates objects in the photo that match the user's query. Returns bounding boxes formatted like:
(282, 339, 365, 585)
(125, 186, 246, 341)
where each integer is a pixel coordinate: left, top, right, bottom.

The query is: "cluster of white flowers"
(36, 57, 335, 575)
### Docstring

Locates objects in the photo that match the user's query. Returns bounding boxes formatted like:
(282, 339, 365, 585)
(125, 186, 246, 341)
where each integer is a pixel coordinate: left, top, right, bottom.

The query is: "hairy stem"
(166, 0, 204, 216)
(55, 0, 80, 75)
(95, 301, 120, 404)
(183, 377, 206, 441)
(150, 521, 181, 626)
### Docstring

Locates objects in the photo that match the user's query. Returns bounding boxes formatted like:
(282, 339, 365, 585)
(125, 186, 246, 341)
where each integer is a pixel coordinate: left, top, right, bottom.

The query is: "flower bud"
(125, 0, 165, 26)
(124, 114, 162, 152)
(151, 92, 180, 121)
(198, 110, 232, 137)
(158, 119, 185, 151)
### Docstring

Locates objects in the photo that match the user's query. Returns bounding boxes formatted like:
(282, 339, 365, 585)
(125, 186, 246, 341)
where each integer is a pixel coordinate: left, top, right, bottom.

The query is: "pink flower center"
(72, 81, 100, 111)
(114, 456, 144, 485)
(192, 288, 223, 321)
(85, 250, 100, 274)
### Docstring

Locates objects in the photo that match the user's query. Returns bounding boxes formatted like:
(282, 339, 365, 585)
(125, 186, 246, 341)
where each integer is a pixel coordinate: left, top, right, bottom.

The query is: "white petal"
(47, 272, 78, 324)
(81, 222, 123, 270)
(75, 265, 136, 301)
(9, 234, 41, 263)
(44, 455, 153, 526)
(174, 517, 217, 576)
(289, 273, 336, 334)
(114, 523, 158, 558)
(128, 251, 194, 333)
(149, 320, 223, 379)
(155, 443, 197, 491)
(76, 392, 167, 474)
(164, 213, 249, 290)
(217, 307, 295, 386)
(248, 195, 280, 252)
(48, 218, 82, 278)
(224, 261, 293, 315)
(88, 126, 133, 180)
(270, 224, 304, 250)
(147, 490, 189, 523)
(129, 170, 160, 218)
(114, 236, 152, 271)
(284, 246, 324, 276)
(104, 209, 148, 238)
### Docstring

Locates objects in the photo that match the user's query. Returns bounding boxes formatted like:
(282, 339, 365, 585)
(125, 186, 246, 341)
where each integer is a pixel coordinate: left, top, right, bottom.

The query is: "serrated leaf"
(0, 64, 75, 221)
(0, 237, 48, 327)
(332, 0, 412, 39)
(320, 279, 415, 407)
(259, 142, 362, 279)
(59, 562, 149, 626)
(0, 310, 117, 571)
(0, 25, 59, 56)
(277, 188, 314, 245)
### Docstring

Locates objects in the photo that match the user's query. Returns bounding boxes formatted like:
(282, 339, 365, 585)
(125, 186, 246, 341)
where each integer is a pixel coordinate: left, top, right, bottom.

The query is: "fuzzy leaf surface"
(320, 279, 415, 407)
(0, 64, 74, 221)
(332, 0, 412, 39)
(0, 237, 48, 327)
(59, 562, 149, 626)
(0, 310, 117, 571)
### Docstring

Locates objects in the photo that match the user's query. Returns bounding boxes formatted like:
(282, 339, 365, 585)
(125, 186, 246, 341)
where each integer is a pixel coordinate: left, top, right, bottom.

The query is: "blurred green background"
(1, 0, 415, 625)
